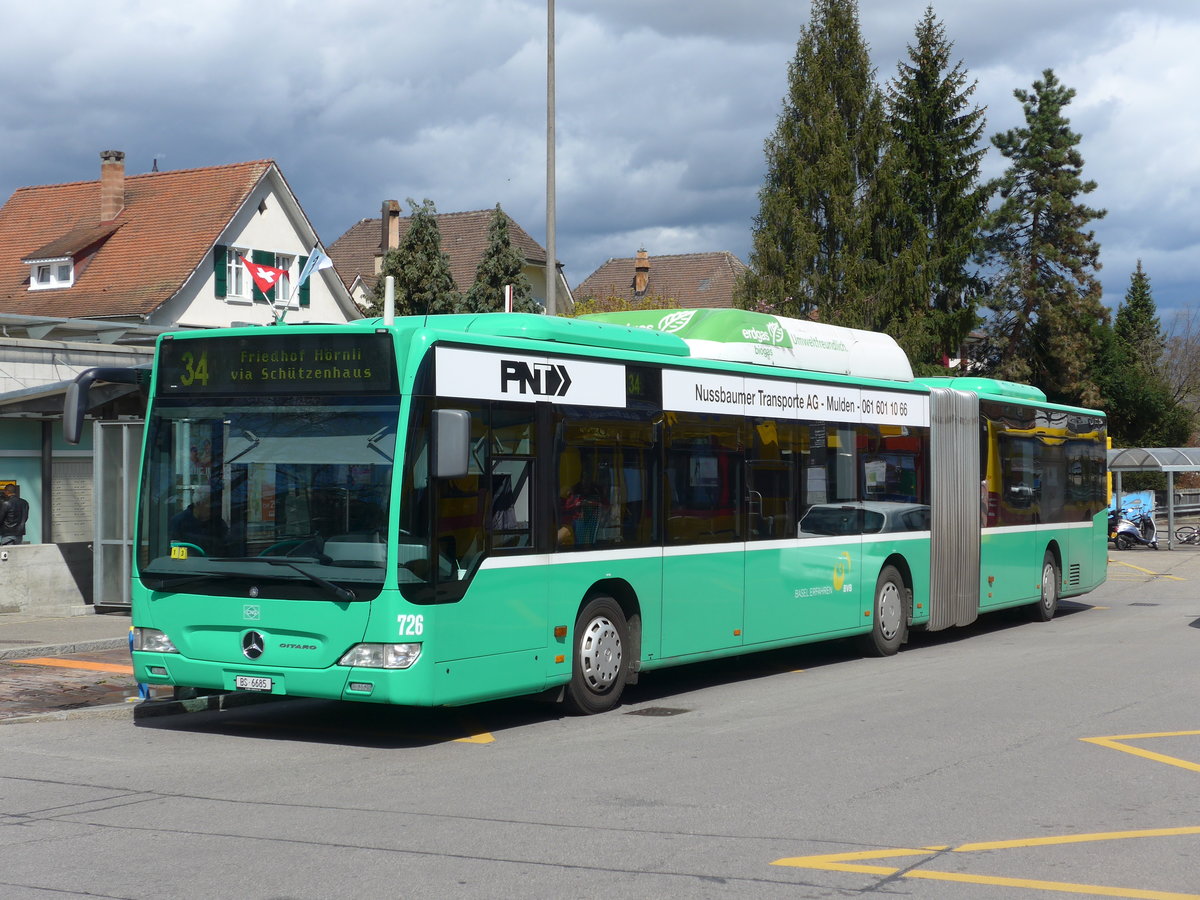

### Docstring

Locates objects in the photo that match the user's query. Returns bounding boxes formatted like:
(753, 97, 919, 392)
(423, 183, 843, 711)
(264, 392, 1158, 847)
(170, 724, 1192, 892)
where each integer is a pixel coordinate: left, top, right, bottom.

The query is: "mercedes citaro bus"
(65, 308, 1107, 714)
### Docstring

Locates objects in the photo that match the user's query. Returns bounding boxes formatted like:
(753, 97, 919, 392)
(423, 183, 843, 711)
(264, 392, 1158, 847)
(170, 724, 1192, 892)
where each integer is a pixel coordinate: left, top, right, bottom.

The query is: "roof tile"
(0, 161, 272, 318)
(329, 208, 548, 295)
(576, 251, 746, 309)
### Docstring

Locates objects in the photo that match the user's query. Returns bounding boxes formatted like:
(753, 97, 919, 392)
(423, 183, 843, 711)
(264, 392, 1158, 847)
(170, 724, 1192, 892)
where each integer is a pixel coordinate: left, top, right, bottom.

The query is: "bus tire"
(860, 565, 907, 657)
(1030, 550, 1059, 622)
(564, 595, 629, 715)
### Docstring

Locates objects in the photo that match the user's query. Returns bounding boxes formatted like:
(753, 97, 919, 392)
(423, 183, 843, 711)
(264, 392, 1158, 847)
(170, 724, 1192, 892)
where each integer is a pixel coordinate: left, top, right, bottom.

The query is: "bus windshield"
(137, 395, 398, 600)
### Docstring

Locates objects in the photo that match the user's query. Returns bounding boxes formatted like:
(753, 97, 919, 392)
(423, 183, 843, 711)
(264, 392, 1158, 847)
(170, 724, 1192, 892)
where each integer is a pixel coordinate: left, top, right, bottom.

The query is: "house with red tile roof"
(0, 151, 358, 610)
(0, 150, 357, 333)
(575, 249, 747, 310)
(329, 201, 572, 312)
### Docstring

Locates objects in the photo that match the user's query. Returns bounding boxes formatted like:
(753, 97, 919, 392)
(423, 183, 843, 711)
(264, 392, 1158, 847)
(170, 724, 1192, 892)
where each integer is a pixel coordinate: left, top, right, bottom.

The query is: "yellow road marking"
(453, 732, 495, 744)
(452, 714, 495, 744)
(774, 826, 1200, 898)
(1082, 731, 1200, 774)
(957, 825, 1200, 852)
(11, 657, 133, 675)
(1107, 560, 1184, 580)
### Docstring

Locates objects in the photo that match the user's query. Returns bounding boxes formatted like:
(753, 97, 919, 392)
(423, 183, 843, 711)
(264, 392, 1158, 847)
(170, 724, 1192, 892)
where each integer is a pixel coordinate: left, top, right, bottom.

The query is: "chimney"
(100, 150, 125, 222)
(382, 200, 402, 251)
(634, 248, 650, 295)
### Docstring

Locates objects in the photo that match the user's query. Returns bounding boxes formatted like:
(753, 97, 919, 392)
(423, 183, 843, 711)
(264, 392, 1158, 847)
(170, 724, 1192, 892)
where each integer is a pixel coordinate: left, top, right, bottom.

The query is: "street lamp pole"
(546, 0, 557, 316)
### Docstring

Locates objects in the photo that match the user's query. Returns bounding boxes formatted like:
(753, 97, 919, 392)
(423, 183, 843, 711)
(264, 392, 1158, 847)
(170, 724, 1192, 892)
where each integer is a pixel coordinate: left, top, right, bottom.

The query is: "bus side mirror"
(62, 367, 144, 444)
(64, 381, 86, 445)
(433, 409, 470, 479)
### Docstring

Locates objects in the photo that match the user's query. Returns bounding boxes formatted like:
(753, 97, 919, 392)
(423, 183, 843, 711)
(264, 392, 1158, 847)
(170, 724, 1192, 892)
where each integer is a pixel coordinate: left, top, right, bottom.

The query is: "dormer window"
(22, 220, 121, 292)
(28, 256, 74, 290)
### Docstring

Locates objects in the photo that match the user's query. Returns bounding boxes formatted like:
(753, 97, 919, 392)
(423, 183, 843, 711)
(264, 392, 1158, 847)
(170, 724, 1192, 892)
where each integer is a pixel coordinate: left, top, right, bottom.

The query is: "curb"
(0, 637, 127, 661)
(1, 690, 289, 726)
(133, 690, 290, 720)
(2, 702, 139, 725)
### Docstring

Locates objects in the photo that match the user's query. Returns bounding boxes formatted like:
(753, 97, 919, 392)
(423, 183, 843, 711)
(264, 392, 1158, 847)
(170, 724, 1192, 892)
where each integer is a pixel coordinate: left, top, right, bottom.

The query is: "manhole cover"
(625, 707, 689, 717)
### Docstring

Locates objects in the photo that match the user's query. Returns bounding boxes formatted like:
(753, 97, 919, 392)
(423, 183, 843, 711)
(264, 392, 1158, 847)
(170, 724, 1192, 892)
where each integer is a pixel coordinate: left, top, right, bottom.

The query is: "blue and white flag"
(292, 246, 334, 299)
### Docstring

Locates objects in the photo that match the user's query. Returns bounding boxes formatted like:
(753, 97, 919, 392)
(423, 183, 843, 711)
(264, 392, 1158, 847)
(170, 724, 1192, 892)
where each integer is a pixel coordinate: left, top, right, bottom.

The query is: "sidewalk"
(0, 608, 279, 724)
(0, 608, 132, 660)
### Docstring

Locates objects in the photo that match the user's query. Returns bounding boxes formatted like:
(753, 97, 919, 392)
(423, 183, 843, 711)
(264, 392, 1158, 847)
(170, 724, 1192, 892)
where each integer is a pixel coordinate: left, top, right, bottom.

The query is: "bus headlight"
(133, 627, 179, 653)
(338, 643, 422, 669)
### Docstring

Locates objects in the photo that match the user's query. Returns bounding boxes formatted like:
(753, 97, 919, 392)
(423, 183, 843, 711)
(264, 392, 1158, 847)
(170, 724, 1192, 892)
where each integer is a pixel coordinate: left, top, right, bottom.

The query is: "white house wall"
(149, 171, 357, 330)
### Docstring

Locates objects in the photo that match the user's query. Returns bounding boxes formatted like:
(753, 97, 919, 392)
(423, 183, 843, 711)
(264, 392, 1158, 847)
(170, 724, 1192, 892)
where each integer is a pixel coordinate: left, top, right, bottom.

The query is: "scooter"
(1109, 507, 1158, 550)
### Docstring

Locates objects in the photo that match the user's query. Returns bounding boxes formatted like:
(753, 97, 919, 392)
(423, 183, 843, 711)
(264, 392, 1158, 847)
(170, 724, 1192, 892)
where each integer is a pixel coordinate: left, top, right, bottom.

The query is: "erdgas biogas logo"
(742, 320, 787, 345)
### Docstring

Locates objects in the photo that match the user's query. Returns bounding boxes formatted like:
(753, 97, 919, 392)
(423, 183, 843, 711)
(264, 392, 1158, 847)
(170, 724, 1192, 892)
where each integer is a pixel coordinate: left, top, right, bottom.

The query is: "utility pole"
(546, 0, 557, 316)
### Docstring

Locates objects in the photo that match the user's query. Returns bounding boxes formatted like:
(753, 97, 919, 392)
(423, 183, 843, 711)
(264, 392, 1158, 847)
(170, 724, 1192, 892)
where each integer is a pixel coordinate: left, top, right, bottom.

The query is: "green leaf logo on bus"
(656, 310, 696, 333)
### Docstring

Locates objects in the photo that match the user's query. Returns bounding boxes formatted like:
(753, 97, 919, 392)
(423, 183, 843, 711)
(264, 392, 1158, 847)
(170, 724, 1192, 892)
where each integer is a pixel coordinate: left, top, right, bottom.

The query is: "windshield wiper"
(213, 557, 359, 602)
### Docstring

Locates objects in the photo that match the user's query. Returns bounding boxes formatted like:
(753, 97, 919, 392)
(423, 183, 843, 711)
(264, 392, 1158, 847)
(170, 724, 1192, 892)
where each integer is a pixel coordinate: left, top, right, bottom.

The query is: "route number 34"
(398, 614, 425, 636)
(179, 350, 210, 387)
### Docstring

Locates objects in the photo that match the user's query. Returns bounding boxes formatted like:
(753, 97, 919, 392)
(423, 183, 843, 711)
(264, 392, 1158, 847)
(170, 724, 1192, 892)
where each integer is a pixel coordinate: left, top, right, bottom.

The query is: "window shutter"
(251, 249, 274, 303)
(298, 255, 311, 307)
(214, 245, 227, 298)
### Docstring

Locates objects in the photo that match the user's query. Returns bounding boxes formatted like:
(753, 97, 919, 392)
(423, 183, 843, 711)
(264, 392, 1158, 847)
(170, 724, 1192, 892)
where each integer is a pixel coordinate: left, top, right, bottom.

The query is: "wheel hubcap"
(579, 615, 622, 693)
(1043, 563, 1056, 609)
(877, 582, 901, 640)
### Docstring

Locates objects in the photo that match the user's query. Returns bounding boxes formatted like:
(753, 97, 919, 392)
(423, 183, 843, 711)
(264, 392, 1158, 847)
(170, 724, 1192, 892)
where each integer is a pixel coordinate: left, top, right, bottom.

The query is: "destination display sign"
(663, 369, 929, 427)
(157, 332, 398, 395)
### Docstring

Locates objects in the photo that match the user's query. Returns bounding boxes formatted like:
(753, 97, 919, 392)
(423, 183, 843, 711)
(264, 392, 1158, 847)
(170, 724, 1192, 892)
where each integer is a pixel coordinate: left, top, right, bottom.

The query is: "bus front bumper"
(132, 651, 434, 706)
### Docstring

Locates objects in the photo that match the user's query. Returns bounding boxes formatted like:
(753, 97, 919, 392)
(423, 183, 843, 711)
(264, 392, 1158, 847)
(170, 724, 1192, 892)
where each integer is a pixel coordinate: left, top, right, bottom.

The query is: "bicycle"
(1174, 524, 1200, 545)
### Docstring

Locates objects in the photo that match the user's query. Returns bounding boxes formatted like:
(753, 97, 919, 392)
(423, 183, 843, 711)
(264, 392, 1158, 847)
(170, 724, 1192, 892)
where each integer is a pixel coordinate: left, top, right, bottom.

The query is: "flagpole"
(546, 0, 557, 317)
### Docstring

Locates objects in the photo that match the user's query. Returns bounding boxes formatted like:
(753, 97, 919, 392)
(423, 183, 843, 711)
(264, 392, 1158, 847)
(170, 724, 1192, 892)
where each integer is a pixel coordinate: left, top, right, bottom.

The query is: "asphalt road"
(2, 550, 1199, 899)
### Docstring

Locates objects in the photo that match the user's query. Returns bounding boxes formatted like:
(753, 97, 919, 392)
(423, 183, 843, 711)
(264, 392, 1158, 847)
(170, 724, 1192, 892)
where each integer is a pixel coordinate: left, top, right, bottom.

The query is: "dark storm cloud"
(0, 0, 1195, 317)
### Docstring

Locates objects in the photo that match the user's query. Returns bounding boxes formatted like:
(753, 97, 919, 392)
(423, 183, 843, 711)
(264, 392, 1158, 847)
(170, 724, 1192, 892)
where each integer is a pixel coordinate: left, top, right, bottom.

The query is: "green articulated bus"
(65, 308, 1108, 714)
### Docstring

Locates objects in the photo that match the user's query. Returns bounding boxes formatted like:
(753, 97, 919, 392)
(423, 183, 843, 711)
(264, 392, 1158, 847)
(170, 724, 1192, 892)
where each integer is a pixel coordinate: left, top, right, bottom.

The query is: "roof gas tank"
(581, 308, 914, 382)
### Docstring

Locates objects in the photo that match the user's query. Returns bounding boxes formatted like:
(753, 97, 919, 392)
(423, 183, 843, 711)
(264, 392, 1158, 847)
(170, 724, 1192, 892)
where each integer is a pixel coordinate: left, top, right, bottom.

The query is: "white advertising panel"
(663, 368, 929, 427)
(436, 346, 626, 408)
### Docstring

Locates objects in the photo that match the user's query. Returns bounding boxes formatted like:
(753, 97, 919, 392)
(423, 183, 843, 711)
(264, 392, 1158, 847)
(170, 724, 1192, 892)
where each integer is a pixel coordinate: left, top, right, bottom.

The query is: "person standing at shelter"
(0, 484, 29, 545)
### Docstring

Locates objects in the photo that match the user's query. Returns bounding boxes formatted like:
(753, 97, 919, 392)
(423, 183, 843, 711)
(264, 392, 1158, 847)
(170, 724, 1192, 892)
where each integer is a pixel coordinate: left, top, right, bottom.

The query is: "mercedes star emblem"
(242, 630, 265, 660)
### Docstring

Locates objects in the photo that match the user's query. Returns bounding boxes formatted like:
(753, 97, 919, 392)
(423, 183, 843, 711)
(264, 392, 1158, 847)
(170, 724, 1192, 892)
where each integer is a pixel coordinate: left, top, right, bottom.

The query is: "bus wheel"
(564, 595, 629, 715)
(860, 565, 907, 657)
(1030, 551, 1059, 622)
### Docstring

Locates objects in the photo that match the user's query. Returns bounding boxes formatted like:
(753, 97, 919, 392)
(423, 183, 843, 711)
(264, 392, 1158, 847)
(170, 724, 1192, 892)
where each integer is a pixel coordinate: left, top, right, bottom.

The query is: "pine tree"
(1097, 262, 1193, 446)
(465, 204, 540, 314)
(1113, 260, 1164, 367)
(886, 6, 989, 372)
(976, 69, 1107, 407)
(366, 199, 461, 316)
(737, 0, 892, 327)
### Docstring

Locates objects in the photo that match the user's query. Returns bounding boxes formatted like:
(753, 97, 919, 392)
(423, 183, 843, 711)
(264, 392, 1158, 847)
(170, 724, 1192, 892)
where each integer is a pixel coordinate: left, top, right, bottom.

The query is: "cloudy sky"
(2, 0, 1197, 318)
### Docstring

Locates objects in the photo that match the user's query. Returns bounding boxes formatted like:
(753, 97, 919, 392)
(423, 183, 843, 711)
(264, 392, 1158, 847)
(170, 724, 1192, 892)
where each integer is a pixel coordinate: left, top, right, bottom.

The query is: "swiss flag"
(240, 256, 289, 296)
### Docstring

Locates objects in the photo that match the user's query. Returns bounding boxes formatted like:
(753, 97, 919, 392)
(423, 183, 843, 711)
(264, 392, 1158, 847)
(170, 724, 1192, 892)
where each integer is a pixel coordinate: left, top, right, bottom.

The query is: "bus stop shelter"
(1107, 447, 1200, 549)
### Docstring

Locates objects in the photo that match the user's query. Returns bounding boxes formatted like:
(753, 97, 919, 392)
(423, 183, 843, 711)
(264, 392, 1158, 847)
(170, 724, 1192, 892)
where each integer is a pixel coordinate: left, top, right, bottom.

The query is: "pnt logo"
(500, 360, 573, 397)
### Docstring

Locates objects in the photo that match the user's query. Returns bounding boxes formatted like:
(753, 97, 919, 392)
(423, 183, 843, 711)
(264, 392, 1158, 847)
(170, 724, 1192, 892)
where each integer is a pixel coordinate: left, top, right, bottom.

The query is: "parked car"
(798, 501, 931, 537)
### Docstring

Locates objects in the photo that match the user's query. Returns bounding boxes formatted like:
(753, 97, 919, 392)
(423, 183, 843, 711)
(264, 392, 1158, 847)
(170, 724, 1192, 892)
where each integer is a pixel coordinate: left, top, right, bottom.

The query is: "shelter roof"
(1107, 447, 1200, 472)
